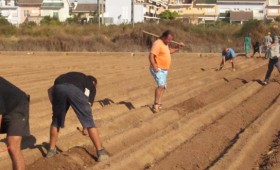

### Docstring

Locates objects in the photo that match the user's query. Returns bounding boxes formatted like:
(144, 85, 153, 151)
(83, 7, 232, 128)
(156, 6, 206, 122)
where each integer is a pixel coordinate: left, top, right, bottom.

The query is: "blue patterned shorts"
(150, 67, 168, 88)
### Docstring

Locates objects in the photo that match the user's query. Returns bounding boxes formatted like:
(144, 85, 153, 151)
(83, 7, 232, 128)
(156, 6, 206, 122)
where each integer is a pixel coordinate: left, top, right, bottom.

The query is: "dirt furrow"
(151, 81, 280, 170)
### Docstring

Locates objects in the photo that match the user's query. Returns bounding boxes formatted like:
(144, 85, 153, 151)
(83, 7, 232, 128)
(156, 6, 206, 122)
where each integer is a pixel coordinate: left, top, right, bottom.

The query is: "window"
(269, 0, 278, 5)
(24, 10, 30, 17)
(268, 9, 278, 14)
(5, 0, 11, 6)
(206, 8, 215, 13)
(53, 12, 59, 18)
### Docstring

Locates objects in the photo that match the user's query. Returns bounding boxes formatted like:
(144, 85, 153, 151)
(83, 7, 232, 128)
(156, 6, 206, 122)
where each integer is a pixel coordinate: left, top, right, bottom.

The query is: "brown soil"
(0, 52, 279, 170)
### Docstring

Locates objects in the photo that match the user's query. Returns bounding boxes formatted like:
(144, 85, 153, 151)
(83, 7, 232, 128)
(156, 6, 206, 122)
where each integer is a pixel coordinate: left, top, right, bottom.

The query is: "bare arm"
(169, 48, 180, 54)
(169, 42, 185, 54)
(149, 53, 158, 72)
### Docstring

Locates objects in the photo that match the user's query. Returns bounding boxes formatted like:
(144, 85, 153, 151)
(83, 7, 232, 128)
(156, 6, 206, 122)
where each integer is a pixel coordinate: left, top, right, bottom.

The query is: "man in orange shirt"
(149, 30, 184, 113)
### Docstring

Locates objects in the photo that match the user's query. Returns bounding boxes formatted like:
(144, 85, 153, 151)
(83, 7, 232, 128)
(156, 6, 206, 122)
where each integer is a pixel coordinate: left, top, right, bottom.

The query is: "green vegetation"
(0, 19, 279, 52)
(159, 10, 179, 20)
(0, 16, 11, 25)
(40, 16, 61, 25)
(275, 16, 280, 22)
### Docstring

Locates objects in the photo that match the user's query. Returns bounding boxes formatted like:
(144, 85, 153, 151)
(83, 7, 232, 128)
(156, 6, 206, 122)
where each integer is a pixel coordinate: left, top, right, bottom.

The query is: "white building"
(217, 0, 266, 21)
(266, 0, 280, 20)
(0, 0, 19, 25)
(40, 0, 70, 22)
(104, 0, 144, 25)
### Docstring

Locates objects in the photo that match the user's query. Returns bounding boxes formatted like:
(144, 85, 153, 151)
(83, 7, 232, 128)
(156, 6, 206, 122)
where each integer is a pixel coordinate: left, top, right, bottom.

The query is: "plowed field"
(1, 52, 280, 170)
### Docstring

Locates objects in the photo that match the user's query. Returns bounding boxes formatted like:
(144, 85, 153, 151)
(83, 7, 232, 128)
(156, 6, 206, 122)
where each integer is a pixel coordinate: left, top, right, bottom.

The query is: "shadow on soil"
(0, 135, 56, 157)
(97, 98, 135, 110)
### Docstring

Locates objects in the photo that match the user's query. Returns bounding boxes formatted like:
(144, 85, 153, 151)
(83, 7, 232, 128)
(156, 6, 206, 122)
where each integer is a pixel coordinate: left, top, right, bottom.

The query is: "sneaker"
(97, 149, 109, 162)
(46, 147, 58, 158)
(263, 81, 268, 85)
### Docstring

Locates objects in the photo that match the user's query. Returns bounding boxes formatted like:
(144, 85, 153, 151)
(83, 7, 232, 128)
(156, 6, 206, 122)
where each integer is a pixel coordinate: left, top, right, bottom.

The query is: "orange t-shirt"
(151, 39, 171, 70)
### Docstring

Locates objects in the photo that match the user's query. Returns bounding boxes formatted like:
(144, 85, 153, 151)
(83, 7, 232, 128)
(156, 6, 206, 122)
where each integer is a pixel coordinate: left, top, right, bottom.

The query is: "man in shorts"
(0, 76, 30, 170)
(47, 72, 109, 162)
(149, 30, 184, 113)
(218, 48, 236, 71)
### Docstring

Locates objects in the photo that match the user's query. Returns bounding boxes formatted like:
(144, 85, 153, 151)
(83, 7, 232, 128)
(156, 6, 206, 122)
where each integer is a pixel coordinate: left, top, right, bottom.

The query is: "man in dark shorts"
(218, 47, 236, 71)
(0, 76, 30, 170)
(47, 72, 109, 162)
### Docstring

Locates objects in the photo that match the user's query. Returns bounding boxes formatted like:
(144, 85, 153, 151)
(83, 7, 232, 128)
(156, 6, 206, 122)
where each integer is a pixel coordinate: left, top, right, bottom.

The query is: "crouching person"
(47, 72, 109, 162)
(0, 77, 30, 170)
(218, 48, 236, 71)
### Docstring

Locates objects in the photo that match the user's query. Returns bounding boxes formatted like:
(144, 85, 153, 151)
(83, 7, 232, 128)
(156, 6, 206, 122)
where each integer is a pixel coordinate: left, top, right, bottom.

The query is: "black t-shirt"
(0, 77, 27, 116)
(54, 72, 96, 105)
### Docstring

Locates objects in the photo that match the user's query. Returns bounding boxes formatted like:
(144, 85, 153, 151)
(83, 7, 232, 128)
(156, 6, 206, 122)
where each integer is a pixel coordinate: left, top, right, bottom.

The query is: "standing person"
(149, 30, 184, 113)
(0, 77, 30, 170)
(252, 41, 261, 58)
(264, 32, 273, 59)
(263, 36, 280, 85)
(47, 72, 109, 162)
(218, 48, 236, 71)
(244, 33, 252, 58)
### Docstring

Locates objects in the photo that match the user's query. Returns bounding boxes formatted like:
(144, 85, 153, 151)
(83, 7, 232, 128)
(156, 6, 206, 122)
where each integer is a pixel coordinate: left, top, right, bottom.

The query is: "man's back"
(54, 72, 89, 92)
(0, 77, 26, 115)
(222, 48, 235, 58)
(264, 36, 272, 46)
(54, 72, 96, 105)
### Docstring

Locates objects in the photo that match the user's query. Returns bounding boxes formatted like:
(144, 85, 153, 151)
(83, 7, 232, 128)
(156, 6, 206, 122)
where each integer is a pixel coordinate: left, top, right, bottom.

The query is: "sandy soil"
(0, 52, 279, 170)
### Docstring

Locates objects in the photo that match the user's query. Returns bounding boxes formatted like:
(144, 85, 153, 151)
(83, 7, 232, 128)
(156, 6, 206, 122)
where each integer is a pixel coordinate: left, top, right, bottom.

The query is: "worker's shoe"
(46, 147, 58, 158)
(262, 80, 268, 85)
(97, 149, 109, 162)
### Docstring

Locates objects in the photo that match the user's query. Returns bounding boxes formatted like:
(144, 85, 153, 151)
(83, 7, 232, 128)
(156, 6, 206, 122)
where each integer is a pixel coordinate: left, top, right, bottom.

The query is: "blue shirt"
(222, 48, 235, 58)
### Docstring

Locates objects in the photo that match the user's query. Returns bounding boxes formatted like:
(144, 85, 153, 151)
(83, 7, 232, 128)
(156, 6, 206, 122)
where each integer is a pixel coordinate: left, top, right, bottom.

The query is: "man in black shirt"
(47, 72, 109, 162)
(0, 76, 30, 170)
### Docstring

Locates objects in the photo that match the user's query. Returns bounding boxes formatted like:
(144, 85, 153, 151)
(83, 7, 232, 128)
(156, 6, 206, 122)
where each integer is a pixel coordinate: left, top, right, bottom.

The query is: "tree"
(0, 16, 11, 25)
(159, 10, 179, 20)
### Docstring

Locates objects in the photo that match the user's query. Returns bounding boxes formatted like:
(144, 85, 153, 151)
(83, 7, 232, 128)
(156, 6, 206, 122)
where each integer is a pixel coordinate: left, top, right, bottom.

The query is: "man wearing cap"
(264, 32, 273, 59)
(46, 72, 109, 162)
(0, 76, 30, 170)
(218, 47, 236, 71)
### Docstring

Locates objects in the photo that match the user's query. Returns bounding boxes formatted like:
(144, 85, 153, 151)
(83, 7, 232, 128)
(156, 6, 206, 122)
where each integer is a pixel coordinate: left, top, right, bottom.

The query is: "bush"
(0, 25, 17, 37)
(0, 16, 11, 25)
(0, 19, 275, 52)
(236, 19, 266, 41)
(40, 16, 61, 25)
(65, 16, 80, 24)
(20, 21, 37, 29)
(275, 16, 280, 22)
